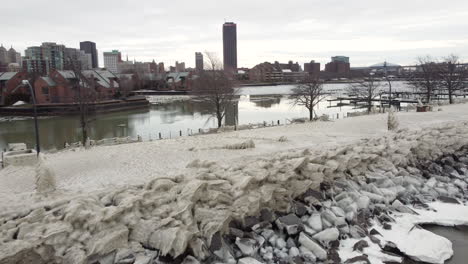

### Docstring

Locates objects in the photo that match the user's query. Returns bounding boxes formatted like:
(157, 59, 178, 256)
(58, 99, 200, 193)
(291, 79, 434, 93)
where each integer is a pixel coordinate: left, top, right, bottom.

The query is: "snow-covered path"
(1, 103, 468, 198)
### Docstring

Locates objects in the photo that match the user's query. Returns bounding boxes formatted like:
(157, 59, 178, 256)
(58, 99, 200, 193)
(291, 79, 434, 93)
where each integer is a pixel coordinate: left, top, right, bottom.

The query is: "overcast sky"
(3, 0, 468, 69)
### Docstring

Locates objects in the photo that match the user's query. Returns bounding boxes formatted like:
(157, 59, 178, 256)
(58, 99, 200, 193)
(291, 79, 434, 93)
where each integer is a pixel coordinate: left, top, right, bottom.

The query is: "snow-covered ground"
(1, 103, 468, 199)
(1, 103, 468, 264)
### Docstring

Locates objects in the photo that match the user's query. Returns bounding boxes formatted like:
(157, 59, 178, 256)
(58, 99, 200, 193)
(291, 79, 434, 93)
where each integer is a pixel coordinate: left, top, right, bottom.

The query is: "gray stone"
(235, 238, 258, 257)
(286, 237, 296, 249)
(352, 240, 369, 252)
(261, 229, 275, 241)
(276, 214, 303, 235)
(438, 196, 460, 204)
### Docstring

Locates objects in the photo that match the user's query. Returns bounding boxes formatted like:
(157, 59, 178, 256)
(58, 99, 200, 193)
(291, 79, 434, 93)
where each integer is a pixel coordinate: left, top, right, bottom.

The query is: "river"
(0, 82, 410, 151)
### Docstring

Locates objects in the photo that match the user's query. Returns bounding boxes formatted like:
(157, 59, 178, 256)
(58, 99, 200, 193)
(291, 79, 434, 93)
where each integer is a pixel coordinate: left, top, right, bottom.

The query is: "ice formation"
(35, 155, 57, 193)
(0, 121, 468, 263)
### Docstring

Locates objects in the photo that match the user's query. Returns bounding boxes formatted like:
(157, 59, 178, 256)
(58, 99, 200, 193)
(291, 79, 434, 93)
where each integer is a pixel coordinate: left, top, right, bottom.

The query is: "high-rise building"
(304, 60, 321, 77)
(103, 50, 122, 73)
(223, 22, 237, 72)
(23, 42, 66, 74)
(0, 45, 7, 65)
(195, 52, 203, 72)
(80, 41, 99, 68)
(64, 48, 91, 70)
(175, 61, 185, 72)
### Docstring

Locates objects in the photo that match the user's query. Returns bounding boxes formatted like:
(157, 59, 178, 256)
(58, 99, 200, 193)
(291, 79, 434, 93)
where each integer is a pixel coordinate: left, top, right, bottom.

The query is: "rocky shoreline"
(1, 122, 468, 264)
(203, 147, 468, 264)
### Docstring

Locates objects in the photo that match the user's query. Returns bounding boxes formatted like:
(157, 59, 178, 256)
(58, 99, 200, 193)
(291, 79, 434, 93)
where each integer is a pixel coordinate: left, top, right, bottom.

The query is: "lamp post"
(384, 62, 392, 107)
(12, 80, 40, 155)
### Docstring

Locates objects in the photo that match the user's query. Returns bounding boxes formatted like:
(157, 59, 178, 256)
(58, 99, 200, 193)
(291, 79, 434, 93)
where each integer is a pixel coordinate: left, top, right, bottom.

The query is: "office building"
(80, 41, 99, 68)
(223, 22, 237, 71)
(195, 52, 203, 71)
(103, 50, 122, 73)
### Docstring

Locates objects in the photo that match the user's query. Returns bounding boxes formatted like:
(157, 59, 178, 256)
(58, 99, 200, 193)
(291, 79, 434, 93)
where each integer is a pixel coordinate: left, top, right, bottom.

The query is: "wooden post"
(278, 120, 280, 125)
(159, 132, 162, 139)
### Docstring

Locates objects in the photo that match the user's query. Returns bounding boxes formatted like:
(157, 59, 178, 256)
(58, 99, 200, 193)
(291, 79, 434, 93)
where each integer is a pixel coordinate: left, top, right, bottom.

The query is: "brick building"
(1, 69, 118, 105)
(304, 60, 321, 77)
(325, 56, 350, 74)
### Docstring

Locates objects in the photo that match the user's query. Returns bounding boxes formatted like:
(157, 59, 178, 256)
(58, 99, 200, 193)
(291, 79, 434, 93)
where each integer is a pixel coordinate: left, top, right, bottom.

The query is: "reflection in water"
(251, 96, 282, 108)
(0, 93, 356, 151)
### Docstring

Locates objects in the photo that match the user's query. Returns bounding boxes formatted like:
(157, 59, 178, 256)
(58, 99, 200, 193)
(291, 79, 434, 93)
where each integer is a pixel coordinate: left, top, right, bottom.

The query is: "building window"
(42, 87, 49, 95)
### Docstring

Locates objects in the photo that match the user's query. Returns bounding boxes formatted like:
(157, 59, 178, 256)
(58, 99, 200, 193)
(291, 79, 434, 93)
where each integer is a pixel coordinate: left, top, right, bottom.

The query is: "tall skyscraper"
(223, 22, 237, 72)
(103, 50, 122, 73)
(80, 41, 99, 68)
(195, 52, 203, 72)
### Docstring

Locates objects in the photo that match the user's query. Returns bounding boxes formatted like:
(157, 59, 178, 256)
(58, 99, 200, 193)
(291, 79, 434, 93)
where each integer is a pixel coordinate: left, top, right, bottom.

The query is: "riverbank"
(0, 97, 149, 116)
(0, 103, 468, 263)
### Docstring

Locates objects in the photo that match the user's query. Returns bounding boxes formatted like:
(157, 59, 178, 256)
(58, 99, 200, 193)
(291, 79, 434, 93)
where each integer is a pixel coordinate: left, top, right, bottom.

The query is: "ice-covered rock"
(298, 232, 327, 260)
(312, 227, 340, 245)
(289, 247, 300, 257)
(235, 238, 258, 256)
(306, 213, 322, 231)
(238, 257, 263, 264)
(276, 214, 303, 235)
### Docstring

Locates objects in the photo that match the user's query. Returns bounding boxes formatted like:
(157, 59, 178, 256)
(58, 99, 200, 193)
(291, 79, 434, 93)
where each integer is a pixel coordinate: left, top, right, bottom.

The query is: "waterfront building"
(0, 71, 30, 105)
(80, 41, 99, 68)
(274, 61, 301, 72)
(325, 56, 350, 74)
(103, 50, 122, 74)
(304, 60, 321, 77)
(195, 52, 203, 72)
(249, 62, 283, 83)
(223, 22, 237, 72)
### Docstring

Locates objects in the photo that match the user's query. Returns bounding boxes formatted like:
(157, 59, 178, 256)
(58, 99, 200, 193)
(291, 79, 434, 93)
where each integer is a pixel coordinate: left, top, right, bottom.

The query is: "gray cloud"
(3, 0, 468, 68)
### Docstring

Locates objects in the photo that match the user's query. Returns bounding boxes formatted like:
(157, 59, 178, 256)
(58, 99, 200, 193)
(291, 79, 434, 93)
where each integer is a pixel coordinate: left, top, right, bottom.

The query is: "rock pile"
(0, 122, 468, 264)
(208, 147, 468, 264)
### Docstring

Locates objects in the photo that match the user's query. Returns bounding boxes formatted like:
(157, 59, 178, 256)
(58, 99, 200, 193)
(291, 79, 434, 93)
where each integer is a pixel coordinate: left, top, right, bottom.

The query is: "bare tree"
(408, 56, 440, 104)
(289, 76, 326, 121)
(191, 52, 238, 128)
(118, 75, 135, 98)
(438, 55, 467, 104)
(67, 58, 96, 146)
(347, 73, 382, 113)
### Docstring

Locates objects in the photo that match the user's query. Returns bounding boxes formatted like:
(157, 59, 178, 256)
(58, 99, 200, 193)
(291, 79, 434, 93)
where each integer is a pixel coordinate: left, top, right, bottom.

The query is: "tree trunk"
(81, 120, 87, 146)
(217, 112, 222, 128)
(309, 107, 313, 121)
(448, 85, 453, 104)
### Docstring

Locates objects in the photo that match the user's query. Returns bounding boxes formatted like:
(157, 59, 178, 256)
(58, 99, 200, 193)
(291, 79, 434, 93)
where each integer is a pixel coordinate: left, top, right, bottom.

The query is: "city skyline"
(2, 0, 468, 68)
